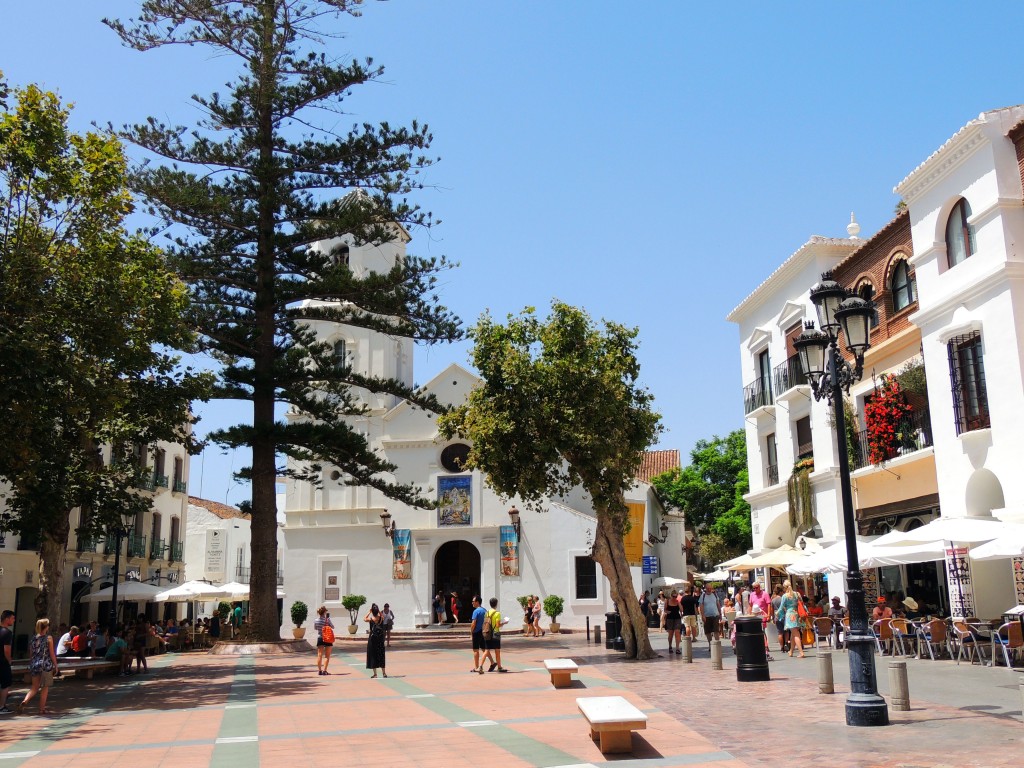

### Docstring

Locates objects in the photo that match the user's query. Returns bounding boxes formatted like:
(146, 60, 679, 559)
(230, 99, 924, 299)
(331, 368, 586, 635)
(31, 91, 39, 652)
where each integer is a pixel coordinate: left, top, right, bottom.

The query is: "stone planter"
(292, 627, 306, 639)
(549, 622, 561, 634)
(347, 624, 358, 635)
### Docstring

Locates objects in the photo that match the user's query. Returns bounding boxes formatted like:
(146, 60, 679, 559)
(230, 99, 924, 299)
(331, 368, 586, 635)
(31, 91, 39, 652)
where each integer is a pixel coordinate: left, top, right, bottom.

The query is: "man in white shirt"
(55, 626, 76, 657)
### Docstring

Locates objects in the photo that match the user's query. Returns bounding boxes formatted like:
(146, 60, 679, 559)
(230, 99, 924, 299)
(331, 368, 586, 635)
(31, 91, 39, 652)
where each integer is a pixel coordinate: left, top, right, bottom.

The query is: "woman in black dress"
(364, 604, 387, 678)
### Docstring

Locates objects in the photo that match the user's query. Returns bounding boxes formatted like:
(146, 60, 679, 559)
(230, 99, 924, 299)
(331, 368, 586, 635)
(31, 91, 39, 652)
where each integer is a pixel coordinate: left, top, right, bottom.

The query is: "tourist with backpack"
(482, 597, 509, 673)
(314, 606, 335, 676)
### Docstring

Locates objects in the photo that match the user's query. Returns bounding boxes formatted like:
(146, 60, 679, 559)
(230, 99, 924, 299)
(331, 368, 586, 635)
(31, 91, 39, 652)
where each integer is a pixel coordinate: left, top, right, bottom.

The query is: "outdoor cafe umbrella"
(218, 581, 287, 600)
(697, 570, 730, 581)
(80, 581, 166, 603)
(746, 544, 805, 569)
(650, 576, 688, 589)
(970, 524, 1024, 561)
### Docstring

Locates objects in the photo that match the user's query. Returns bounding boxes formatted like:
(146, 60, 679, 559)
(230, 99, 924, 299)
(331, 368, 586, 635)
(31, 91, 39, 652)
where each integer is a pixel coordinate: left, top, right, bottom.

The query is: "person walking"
(697, 583, 722, 644)
(433, 593, 445, 624)
(18, 618, 58, 716)
(364, 604, 387, 678)
(777, 581, 805, 658)
(680, 585, 700, 641)
(656, 591, 667, 631)
(664, 589, 683, 654)
(531, 595, 545, 637)
(314, 606, 335, 676)
(0, 610, 14, 715)
(483, 597, 509, 672)
(639, 591, 651, 627)
(469, 596, 487, 673)
(450, 592, 460, 624)
(381, 603, 395, 647)
(771, 585, 786, 652)
(523, 597, 536, 637)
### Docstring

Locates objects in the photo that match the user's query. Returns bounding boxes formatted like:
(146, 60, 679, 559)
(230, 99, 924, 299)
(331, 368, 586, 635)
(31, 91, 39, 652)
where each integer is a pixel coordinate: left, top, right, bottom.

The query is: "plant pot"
(292, 627, 306, 639)
(347, 624, 358, 635)
(549, 622, 561, 634)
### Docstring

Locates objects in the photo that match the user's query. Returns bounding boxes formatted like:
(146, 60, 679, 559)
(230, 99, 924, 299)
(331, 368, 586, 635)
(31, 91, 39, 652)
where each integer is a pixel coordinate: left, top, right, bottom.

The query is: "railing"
(150, 538, 166, 560)
(235, 565, 285, 585)
(18, 534, 40, 552)
(76, 534, 99, 553)
(154, 474, 169, 490)
(169, 541, 184, 563)
(765, 463, 779, 486)
(135, 472, 157, 492)
(772, 354, 807, 396)
(104, 537, 120, 556)
(173, 479, 187, 494)
(852, 408, 934, 470)
(742, 376, 773, 414)
(127, 532, 147, 558)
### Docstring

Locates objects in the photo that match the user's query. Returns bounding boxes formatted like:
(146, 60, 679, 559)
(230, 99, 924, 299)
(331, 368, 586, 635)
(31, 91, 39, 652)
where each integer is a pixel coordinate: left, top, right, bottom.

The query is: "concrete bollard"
(889, 660, 910, 711)
(710, 639, 723, 670)
(593, 626, 602, 645)
(817, 650, 834, 694)
(681, 635, 693, 663)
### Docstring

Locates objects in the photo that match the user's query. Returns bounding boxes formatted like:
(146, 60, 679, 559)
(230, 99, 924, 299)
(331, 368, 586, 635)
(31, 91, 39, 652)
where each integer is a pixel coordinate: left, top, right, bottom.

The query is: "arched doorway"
(434, 541, 481, 624)
(70, 581, 89, 628)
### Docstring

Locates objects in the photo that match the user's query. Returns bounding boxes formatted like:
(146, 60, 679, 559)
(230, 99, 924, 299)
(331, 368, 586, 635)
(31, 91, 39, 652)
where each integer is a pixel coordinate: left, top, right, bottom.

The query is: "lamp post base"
(845, 693, 890, 727)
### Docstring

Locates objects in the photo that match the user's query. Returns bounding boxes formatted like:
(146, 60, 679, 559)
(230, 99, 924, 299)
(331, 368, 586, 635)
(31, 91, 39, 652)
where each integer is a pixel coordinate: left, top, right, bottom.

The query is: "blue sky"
(4, 2, 1024, 507)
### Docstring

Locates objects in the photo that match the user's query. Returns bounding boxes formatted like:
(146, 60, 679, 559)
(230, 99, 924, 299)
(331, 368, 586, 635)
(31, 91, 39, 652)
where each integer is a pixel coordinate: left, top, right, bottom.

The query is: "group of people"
(643, 583, 728, 654)
(313, 602, 395, 678)
(522, 595, 546, 637)
(433, 591, 463, 624)
(470, 595, 509, 673)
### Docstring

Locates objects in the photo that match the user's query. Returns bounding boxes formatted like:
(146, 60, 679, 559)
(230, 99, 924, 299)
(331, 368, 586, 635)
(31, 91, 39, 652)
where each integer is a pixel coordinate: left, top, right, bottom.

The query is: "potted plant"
(543, 595, 565, 634)
(290, 600, 308, 640)
(342, 594, 366, 634)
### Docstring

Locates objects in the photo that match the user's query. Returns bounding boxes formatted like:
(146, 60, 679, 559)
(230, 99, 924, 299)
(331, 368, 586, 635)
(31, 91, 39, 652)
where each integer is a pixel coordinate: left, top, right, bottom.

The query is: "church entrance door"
(434, 541, 481, 624)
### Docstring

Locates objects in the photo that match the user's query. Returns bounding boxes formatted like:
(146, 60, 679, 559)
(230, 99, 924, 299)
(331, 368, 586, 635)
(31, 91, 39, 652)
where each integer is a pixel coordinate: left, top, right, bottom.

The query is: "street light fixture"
(380, 511, 396, 539)
(508, 506, 521, 538)
(107, 508, 139, 631)
(793, 271, 888, 728)
(648, 520, 670, 545)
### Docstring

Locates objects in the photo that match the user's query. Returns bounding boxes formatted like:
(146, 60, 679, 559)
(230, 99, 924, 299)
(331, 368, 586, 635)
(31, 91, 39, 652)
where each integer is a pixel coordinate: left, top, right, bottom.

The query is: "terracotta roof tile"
(188, 496, 250, 520)
(636, 450, 681, 483)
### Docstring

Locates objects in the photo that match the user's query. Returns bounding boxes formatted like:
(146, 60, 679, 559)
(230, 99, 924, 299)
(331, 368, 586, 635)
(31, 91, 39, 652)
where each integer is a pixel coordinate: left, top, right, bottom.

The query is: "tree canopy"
(651, 430, 751, 564)
(439, 301, 662, 659)
(106, 1, 461, 638)
(0, 74, 209, 620)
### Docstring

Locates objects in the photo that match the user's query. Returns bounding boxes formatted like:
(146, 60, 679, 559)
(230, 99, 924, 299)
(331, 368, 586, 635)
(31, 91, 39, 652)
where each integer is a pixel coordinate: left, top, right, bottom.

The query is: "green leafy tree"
(651, 430, 751, 564)
(106, 1, 461, 640)
(439, 302, 662, 659)
(0, 75, 208, 621)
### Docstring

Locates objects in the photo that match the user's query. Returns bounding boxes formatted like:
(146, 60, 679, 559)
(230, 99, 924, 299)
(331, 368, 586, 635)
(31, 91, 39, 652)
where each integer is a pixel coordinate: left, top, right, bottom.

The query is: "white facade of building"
(282, 235, 684, 631)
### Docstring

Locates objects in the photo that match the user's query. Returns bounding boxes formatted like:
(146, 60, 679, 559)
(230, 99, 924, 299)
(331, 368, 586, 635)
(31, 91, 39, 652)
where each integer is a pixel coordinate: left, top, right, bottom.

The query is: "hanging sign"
(642, 556, 659, 575)
(499, 525, 519, 577)
(73, 565, 93, 580)
(205, 529, 226, 578)
(392, 529, 411, 580)
(126, 567, 141, 582)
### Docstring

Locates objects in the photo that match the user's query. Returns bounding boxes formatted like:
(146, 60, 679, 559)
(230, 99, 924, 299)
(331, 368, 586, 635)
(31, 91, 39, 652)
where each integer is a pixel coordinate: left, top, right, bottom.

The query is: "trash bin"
(734, 615, 771, 682)
(646, 612, 660, 628)
(605, 612, 621, 650)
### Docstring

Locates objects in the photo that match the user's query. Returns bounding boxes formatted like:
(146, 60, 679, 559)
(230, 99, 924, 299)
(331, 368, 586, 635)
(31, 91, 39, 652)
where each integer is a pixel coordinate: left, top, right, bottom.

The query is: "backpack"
(482, 610, 495, 640)
(321, 623, 335, 643)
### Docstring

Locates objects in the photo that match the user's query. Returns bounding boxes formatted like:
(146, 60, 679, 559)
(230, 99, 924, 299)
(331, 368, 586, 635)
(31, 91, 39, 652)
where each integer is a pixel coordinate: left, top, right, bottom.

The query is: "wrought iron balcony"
(172, 479, 187, 494)
(76, 534, 99, 553)
(772, 353, 808, 396)
(150, 537, 166, 560)
(127, 532, 147, 558)
(134, 472, 157, 492)
(235, 565, 285, 585)
(168, 541, 184, 563)
(765, 463, 779, 486)
(154, 474, 169, 490)
(852, 408, 934, 470)
(742, 376, 774, 415)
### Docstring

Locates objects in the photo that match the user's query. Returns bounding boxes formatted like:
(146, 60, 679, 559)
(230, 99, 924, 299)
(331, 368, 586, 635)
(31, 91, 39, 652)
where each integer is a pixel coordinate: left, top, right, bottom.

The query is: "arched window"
(945, 199, 975, 268)
(890, 259, 916, 312)
(857, 282, 879, 329)
(333, 339, 347, 368)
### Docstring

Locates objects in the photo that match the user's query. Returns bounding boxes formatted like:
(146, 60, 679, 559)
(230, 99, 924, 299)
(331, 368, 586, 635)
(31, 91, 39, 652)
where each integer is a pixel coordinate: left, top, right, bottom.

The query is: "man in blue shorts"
(469, 596, 487, 674)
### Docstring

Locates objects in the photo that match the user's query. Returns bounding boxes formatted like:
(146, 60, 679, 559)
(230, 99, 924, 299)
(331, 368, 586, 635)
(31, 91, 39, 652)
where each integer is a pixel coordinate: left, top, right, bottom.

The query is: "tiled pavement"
(1, 632, 1021, 767)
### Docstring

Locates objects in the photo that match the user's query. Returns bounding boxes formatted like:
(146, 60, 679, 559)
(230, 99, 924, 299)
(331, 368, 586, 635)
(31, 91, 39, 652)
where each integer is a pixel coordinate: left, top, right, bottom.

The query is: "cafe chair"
(871, 618, 894, 655)
(950, 620, 985, 665)
(888, 617, 914, 656)
(915, 619, 947, 661)
(839, 617, 851, 650)
(812, 618, 834, 650)
(991, 621, 1023, 668)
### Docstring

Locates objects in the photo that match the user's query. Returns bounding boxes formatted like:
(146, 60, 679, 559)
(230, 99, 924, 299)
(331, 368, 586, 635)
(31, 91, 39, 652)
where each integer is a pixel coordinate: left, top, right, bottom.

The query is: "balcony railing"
(134, 472, 157, 492)
(76, 534, 99, 553)
(772, 354, 808, 396)
(852, 408, 934, 470)
(742, 376, 774, 414)
(172, 479, 187, 494)
(154, 474, 169, 490)
(127, 532, 147, 558)
(168, 541, 184, 563)
(235, 565, 285, 585)
(150, 537, 166, 560)
(765, 463, 779, 486)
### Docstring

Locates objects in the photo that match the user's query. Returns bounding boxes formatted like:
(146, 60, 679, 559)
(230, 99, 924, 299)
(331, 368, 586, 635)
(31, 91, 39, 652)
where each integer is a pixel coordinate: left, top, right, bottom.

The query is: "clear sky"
(4, 2, 1024, 508)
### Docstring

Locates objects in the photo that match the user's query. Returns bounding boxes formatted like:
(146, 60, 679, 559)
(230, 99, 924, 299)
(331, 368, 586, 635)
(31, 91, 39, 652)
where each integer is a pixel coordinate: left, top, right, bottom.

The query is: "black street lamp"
(107, 509, 139, 631)
(794, 271, 889, 728)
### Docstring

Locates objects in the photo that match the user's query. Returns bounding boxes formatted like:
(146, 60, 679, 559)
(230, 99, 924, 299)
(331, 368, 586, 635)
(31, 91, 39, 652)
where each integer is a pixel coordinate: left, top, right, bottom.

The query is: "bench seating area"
(576, 695, 647, 754)
(543, 658, 579, 688)
(11, 658, 120, 683)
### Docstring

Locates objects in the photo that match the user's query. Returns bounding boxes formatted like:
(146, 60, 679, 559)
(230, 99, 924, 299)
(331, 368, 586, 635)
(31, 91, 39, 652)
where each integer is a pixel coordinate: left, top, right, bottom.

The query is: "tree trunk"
(591, 511, 657, 660)
(34, 512, 70, 621)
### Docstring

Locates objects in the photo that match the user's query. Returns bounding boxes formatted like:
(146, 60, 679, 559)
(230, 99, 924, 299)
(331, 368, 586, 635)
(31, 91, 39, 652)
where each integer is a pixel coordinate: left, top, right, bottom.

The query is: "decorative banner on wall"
(862, 567, 879, 605)
(624, 502, 646, 566)
(499, 525, 519, 577)
(205, 529, 226, 578)
(392, 529, 412, 580)
(438, 476, 472, 526)
(1013, 557, 1024, 606)
(945, 546, 975, 618)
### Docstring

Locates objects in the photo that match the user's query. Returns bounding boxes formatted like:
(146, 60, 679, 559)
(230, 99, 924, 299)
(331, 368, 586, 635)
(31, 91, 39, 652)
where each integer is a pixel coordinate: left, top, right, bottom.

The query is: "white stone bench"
(576, 695, 647, 754)
(543, 658, 579, 688)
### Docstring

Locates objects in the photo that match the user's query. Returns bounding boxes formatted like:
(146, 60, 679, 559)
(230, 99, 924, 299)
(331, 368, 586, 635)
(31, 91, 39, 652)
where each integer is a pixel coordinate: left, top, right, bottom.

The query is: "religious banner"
(392, 529, 412, 580)
(1013, 557, 1024, 606)
(945, 546, 975, 618)
(623, 502, 646, 566)
(499, 525, 519, 577)
(437, 476, 472, 526)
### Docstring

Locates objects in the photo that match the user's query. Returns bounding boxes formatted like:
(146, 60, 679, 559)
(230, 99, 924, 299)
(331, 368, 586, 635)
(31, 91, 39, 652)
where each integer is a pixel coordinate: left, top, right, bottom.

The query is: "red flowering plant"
(863, 373, 913, 464)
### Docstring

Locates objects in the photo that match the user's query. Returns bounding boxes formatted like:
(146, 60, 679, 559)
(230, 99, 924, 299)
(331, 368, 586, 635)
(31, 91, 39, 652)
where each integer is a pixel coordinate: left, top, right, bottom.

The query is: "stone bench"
(576, 695, 647, 754)
(11, 658, 120, 683)
(543, 658, 579, 688)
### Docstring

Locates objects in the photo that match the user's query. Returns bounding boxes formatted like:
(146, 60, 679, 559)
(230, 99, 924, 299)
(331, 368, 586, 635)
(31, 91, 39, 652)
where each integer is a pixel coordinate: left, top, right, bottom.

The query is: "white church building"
(281, 233, 685, 631)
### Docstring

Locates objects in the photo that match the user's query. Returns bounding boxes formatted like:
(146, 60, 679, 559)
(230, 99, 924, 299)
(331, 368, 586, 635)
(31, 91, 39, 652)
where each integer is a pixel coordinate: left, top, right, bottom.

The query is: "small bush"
(543, 595, 564, 622)
(342, 594, 367, 625)
(290, 600, 308, 627)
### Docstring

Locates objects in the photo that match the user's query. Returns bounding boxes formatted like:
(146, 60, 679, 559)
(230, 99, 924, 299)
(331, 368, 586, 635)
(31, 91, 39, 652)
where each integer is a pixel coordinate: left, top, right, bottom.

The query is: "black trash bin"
(734, 615, 771, 682)
(605, 612, 621, 650)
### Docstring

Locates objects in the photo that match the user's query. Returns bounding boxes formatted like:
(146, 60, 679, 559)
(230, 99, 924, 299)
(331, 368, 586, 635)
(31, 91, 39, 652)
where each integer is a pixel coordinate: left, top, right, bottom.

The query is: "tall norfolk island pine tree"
(107, 1, 460, 640)
(439, 303, 663, 660)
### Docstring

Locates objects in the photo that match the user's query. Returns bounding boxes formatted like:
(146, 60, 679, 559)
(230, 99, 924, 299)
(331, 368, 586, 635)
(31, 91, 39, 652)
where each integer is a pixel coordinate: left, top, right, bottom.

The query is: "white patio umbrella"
(746, 544, 805, 569)
(873, 516, 1013, 546)
(650, 576, 689, 589)
(787, 540, 856, 575)
(80, 581, 166, 603)
(153, 580, 229, 602)
(970, 526, 1024, 561)
(858, 540, 945, 568)
(697, 570, 731, 581)
(219, 581, 286, 600)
